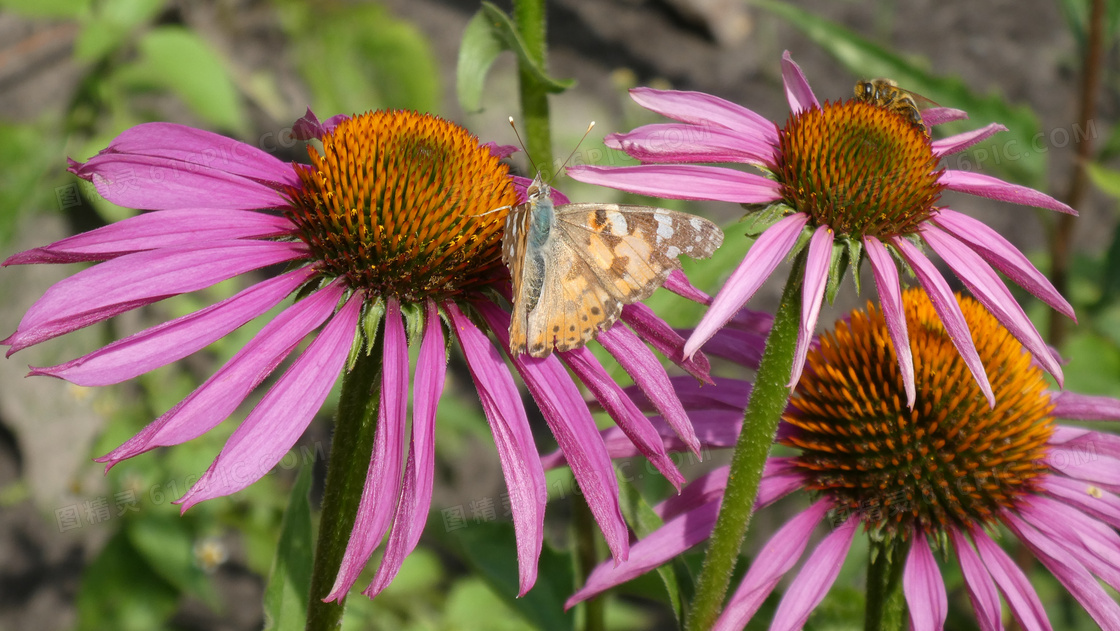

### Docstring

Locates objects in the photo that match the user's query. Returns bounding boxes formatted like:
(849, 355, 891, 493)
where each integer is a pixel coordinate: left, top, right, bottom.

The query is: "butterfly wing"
(504, 201, 544, 356)
(518, 203, 722, 356)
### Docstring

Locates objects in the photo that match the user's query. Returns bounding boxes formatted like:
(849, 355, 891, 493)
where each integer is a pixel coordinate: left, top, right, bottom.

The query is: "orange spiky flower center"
(777, 100, 944, 238)
(284, 110, 518, 302)
(783, 289, 1055, 538)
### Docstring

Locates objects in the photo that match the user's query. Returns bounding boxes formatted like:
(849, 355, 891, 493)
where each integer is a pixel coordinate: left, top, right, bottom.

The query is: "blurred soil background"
(0, 0, 1111, 629)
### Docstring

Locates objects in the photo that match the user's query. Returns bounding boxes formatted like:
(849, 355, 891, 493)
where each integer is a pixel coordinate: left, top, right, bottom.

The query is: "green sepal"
(400, 300, 426, 346)
(347, 297, 385, 371)
(847, 237, 864, 296)
(825, 239, 849, 305)
(739, 202, 791, 238)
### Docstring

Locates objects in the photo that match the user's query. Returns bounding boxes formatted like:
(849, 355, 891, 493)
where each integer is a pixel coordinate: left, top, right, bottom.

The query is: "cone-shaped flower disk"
(571, 289, 1120, 630)
(568, 51, 1076, 408)
(3, 109, 711, 599)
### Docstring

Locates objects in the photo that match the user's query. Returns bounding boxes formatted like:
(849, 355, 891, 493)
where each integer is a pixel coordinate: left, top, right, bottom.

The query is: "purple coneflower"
(568, 51, 1076, 407)
(568, 289, 1120, 630)
(2, 109, 709, 599)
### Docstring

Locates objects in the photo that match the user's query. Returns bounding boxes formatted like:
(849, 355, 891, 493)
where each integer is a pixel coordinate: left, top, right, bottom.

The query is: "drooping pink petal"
(697, 327, 766, 369)
(949, 529, 1003, 631)
(33, 268, 314, 386)
(366, 300, 445, 596)
(483, 142, 519, 159)
(662, 268, 711, 305)
(1051, 390, 1120, 420)
(445, 302, 546, 596)
(566, 499, 721, 608)
(1043, 474, 1120, 530)
(620, 302, 712, 383)
(176, 291, 360, 510)
(565, 164, 783, 204)
(597, 324, 700, 456)
(4, 240, 308, 354)
(931, 123, 1008, 157)
(893, 237, 995, 407)
(972, 527, 1053, 631)
(789, 225, 832, 388)
(328, 298, 410, 600)
(478, 304, 629, 564)
(932, 208, 1075, 320)
(903, 533, 947, 631)
(715, 501, 833, 631)
(1048, 426, 1120, 461)
(78, 122, 301, 187)
(922, 107, 969, 126)
(1021, 496, 1120, 591)
(1004, 512, 1120, 629)
(627, 86, 779, 145)
(292, 108, 327, 140)
(940, 170, 1077, 215)
(653, 467, 728, 521)
(864, 236, 915, 408)
(96, 281, 345, 466)
(1048, 451, 1120, 492)
(559, 346, 684, 488)
(922, 224, 1063, 385)
(685, 213, 808, 358)
(780, 51, 818, 115)
(768, 514, 858, 631)
(3, 209, 295, 265)
(605, 123, 777, 167)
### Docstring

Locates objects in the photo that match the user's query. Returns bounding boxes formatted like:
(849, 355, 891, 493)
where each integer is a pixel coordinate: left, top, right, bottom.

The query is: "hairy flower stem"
(865, 539, 908, 631)
(306, 338, 384, 630)
(686, 253, 805, 631)
(513, 0, 554, 175)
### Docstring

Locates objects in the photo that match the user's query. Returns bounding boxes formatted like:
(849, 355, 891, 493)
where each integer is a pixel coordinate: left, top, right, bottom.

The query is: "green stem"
(572, 497, 606, 631)
(864, 539, 908, 631)
(513, 0, 553, 174)
(306, 341, 384, 631)
(685, 253, 806, 631)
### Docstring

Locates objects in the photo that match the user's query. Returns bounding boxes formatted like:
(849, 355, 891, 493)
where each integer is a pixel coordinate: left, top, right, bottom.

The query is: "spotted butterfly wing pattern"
(503, 174, 724, 357)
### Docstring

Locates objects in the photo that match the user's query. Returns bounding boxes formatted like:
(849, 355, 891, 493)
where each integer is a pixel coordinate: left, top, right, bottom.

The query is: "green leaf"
(127, 512, 220, 608)
(458, 9, 507, 112)
(1087, 161, 1120, 199)
(263, 465, 313, 631)
(77, 530, 179, 631)
(617, 479, 695, 625)
(73, 0, 164, 61)
(281, 3, 440, 115)
(115, 26, 248, 133)
(446, 521, 575, 631)
(478, 2, 575, 93)
(754, 0, 1046, 189)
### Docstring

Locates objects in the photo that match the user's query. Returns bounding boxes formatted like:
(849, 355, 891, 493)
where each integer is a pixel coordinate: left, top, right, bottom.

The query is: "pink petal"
(96, 281, 345, 466)
(923, 107, 969, 126)
(566, 499, 721, 608)
(663, 268, 712, 305)
(560, 346, 683, 487)
(445, 301, 546, 596)
(3, 209, 294, 265)
(893, 237, 995, 407)
(478, 303, 629, 564)
(653, 467, 728, 521)
(949, 529, 1003, 631)
(329, 298, 411, 600)
(864, 236, 915, 408)
(931, 123, 1008, 158)
(1051, 391, 1120, 420)
(714, 500, 832, 631)
(175, 291, 360, 510)
(1004, 512, 1120, 629)
(366, 300, 445, 596)
(81, 122, 300, 187)
(922, 224, 1063, 385)
(780, 51, 819, 115)
(940, 170, 1077, 215)
(903, 534, 947, 631)
(1048, 426, 1120, 461)
(620, 301, 712, 383)
(33, 268, 313, 386)
(972, 527, 1052, 631)
(932, 208, 1074, 320)
(698, 327, 766, 369)
(292, 108, 328, 140)
(598, 324, 700, 456)
(606, 123, 776, 166)
(1044, 474, 1120, 530)
(565, 164, 783, 204)
(1021, 496, 1120, 591)
(1048, 451, 1120, 492)
(627, 86, 778, 144)
(5, 240, 308, 354)
(789, 225, 832, 388)
(685, 213, 808, 358)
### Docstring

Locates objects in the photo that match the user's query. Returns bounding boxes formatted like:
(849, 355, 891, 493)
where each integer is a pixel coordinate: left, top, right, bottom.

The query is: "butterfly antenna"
(508, 116, 542, 177)
(550, 121, 595, 185)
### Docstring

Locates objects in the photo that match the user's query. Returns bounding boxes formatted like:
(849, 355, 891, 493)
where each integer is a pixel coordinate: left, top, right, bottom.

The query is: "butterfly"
(502, 172, 724, 357)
